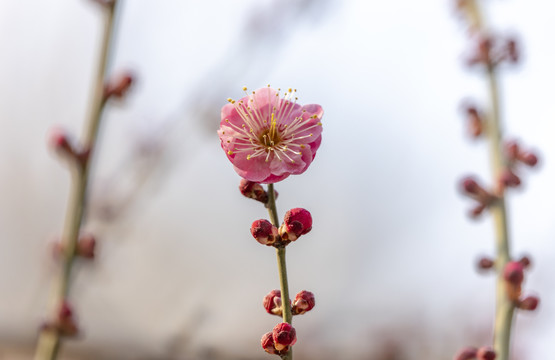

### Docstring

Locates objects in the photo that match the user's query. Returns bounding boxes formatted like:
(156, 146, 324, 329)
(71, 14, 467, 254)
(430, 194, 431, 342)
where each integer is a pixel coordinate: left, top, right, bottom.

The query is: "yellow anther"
(227, 98, 233, 102)
(300, 144, 306, 149)
(242, 86, 247, 91)
(228, 151, 233, 155)
(247, 155, 251, 160)
(318, 122, 322, 126)
(288, 88, 292, 93)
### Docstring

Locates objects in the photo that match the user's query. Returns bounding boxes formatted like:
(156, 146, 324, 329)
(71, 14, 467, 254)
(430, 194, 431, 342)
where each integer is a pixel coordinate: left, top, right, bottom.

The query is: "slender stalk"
(266, 183, 293, 360)
(33, 2, 120, 359)
(486, 64, 515, 360)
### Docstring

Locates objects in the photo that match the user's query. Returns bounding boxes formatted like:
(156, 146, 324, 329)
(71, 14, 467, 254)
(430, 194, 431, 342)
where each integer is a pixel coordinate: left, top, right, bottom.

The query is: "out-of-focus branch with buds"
(454, 1, 540, 360)
(34, 1, 135, 359)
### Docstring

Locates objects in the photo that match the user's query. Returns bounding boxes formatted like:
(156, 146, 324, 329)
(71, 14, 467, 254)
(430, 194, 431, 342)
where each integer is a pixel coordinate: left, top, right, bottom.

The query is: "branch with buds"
(454, 1, 540, 360)
(34, 1, 134, 359)
(239, 180, 317, 360)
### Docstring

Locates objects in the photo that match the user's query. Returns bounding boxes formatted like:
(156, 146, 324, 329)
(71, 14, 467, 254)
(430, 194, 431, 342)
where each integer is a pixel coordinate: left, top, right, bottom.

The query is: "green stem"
(33, 2, 119, 359)
(486, 64, 515, 360)
(266, 184, 293, 360)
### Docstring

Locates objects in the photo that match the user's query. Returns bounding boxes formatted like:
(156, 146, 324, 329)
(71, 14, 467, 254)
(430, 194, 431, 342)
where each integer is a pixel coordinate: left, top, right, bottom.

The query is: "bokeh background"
(0, 0, 553, 359)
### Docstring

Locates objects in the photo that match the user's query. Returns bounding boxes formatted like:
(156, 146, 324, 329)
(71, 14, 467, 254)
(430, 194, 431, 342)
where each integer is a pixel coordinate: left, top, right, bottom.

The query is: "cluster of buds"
(48, 128, 90, 168)
(465, 34, 519, 68)
(41, 301, 79, 337)
(250, 208, 312, 247)
(503, 259, 539, 310)
(454, 346, 496, 360)
(499, 140, 539, 191)
(261, 322, 297, 355)
(53, 233, 97, 260)
(103, 71, 134, 101)
(263, 290, 315, 317)
(261, 290, 314, 355)
(460, 177, 497, 218)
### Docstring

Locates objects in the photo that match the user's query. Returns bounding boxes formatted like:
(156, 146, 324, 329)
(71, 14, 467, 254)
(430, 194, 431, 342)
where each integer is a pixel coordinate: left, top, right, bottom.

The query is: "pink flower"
(218, 86, 323, 184)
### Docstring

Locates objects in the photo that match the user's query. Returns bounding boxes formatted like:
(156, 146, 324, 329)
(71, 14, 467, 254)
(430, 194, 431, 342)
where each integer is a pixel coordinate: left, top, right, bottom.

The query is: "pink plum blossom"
(218, 86, 323, 183)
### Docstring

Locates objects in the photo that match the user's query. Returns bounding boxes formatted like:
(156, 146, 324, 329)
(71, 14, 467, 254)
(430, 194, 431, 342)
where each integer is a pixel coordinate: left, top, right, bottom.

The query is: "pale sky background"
(0, 0, 554, 359)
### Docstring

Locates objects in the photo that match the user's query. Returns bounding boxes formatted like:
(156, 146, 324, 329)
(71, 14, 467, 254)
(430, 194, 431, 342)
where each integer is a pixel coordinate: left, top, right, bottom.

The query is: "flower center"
(259, 113, 281, 148)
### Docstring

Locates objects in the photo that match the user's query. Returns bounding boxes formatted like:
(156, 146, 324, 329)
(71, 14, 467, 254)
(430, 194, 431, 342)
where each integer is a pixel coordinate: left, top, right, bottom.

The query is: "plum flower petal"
(218, 86, 323, 184)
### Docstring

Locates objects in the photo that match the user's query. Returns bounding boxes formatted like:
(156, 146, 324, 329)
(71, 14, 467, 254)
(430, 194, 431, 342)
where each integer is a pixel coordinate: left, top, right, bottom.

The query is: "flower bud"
(104, 71, 134, 100)
(499, 169, 521, 189)
(261, 331, 279, 354)
(279, 208, 312, 242)
(520, 152, 538, 167)
(454, 347, 477, 360)
(57, 301, 79, 336)
(477, 256, 494, 271)
(462, 105, 483, 138)
(292, 290, 315, 315)
(504, 38, 519, 64)
(504, 261, 524, 301)
(239, 179, 268, 203)
(503, 261, 524, 286)
(518, 255, 531, 268)
(77, 233, 96, 259)
(263, 290, 283, 316)
(250, 219, 278, 246)
(518, 295, 539, 311)
(272, 322, 296, 351)
(476, 346, 496, 360)
(49, 128, 73, 154)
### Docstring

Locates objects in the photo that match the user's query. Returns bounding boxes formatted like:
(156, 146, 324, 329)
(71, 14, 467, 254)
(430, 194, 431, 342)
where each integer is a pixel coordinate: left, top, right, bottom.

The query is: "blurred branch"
(34, 1, 121, 359)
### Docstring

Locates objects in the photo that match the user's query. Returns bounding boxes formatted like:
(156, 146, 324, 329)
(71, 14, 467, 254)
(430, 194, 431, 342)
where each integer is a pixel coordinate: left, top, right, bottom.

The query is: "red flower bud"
(261, 332, 279, 354)
(499, 169, 521, 189)
(263, 290, 283, 316)
(518, 295, 539, 311)
(477, 256, 495, 271)
(518, 255, 531, 269)
(503, 261, 524, 285)
(48, 127, 77, 158)
(504, 38, 519, 64)
(292, 290, 315, 315)
(272, 322, 296, 351)
(77, 234, 96, 259)
(520, 152, 538, 167)
(279, 208, 312, 241)
(504, 141, 519, 162)
(104, 71, 134, 100)
(56, 301, 79, 336)
(251, 219, 278, 246)
(462, 104, 484, 138)
(477, 346, 496, 360)
(454, 347, 478, 360)
(239, 179, 268, 203)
